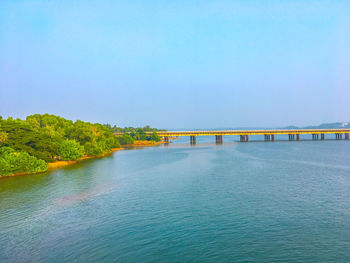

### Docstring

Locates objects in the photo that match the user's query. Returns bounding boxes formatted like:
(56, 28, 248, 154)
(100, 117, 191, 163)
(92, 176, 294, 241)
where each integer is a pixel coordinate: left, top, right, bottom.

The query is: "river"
(1, 137, 350, 262)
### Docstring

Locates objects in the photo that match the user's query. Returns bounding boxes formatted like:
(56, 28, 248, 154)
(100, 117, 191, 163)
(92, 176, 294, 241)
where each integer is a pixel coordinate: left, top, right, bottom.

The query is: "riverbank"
(47, 148, 124, 170)
(0, 148, 125, 179)
(123, 140, 168, 148)
(1, 140, 166, 178)
(46, 140, 169, 171)
(48, 141, 167, 171)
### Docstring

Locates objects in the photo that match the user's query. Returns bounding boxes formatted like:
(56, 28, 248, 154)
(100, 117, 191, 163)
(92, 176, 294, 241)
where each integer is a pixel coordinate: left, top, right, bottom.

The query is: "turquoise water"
(1, 139, 350, 262)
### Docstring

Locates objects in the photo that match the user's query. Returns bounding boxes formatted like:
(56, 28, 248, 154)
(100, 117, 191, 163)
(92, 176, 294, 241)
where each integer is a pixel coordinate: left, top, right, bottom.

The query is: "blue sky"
(0, 0, 349, 129)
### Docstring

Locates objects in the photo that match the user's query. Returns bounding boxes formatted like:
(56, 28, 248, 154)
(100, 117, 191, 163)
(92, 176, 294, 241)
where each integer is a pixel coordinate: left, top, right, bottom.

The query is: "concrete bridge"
(155, 129, 350, 144)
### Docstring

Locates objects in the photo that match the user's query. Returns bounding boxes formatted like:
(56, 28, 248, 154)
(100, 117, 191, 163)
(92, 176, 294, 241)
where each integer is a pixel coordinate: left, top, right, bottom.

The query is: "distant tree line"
(108, 125, 165, 133)
(106, 124, 163, 144)
(0, 114, 163, 177)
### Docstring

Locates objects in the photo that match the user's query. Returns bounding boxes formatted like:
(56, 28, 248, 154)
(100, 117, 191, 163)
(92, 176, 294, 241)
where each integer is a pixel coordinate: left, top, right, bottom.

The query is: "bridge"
(114, 129, 350, 144)
(155, 129, 350, 144)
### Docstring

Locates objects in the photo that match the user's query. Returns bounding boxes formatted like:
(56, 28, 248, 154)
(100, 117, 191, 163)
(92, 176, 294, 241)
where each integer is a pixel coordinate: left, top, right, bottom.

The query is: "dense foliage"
(0, 131, 7, 144)
(58, 140, 84, 161)
(0, 117, 62, 162)
(108, 125, 165, 133)
(0, 147, 47, 176)
(115, 134, 135, 145)
(111, 127, 161, 142)
(0, 114, 163, 177)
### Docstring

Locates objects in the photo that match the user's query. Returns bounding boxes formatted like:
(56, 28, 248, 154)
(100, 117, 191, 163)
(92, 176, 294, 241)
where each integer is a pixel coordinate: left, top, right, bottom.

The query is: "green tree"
(0, 131, 7, 145)
(0, 118, 61, 162)
(58, 139, 84, 161)
(148, 131, 161, 142)
(105, 137, 121, 148)
(136, 128, 147, 140)
(116, 134, 134, 145)
(84, 142, 104, 156)
(0, 147, 47, 177)
(0, 113, 163, 176)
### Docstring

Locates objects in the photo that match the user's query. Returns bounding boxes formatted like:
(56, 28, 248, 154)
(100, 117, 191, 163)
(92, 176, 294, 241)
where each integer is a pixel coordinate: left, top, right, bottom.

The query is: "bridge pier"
(164, 136, 169, 143)
(288, 134, 295, 141)
(264, 135, 273, 141)
(321, 134, 325, 140)
(335, 133, 343, 140)
(345, 134, 349, 140)
(312, 134, 319, 140)
(215, 135, 223, 144)
(296, 134, 300, 141)
(240, 135, 249, 142)
(190, 136, 196, 145)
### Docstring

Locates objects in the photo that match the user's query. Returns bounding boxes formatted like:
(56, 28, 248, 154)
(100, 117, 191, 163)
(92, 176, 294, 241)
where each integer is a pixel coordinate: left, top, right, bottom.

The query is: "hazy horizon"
(1, 112, 349, 131)
(1, 1, 350, 128)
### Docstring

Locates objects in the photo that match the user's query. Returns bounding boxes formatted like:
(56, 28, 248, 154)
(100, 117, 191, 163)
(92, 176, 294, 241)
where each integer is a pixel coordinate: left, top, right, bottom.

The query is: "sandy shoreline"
(47, 148, 124, 170)
(122, 140, 167, 148)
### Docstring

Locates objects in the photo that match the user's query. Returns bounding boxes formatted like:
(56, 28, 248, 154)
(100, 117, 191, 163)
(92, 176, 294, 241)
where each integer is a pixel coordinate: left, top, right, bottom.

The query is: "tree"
(0, 114, 164, 176)
(0, 118, 61, 162)
(105, 137, 121, 148)
(116, 134, 134, 145)
(84, 142, 104, 156)
(0, 131, 7, 145)
(0, 147, 47, 177)
(137, 128, 147, 140)
(58, 139, 84, 161)
(148, 131, 160, 142)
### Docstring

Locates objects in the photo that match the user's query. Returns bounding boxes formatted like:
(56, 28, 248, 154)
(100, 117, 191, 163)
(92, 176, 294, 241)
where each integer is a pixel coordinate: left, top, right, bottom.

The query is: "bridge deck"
(155, 129, 350, 136)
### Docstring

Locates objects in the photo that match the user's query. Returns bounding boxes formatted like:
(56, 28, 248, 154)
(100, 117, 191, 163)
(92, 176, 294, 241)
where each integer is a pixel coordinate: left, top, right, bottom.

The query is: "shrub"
(116, 134, 134, 145)
(84, 142, 105, 156)
(0, 147, 47, 177)
(148, 131, 161, 142)
(58, 140, 84, 161)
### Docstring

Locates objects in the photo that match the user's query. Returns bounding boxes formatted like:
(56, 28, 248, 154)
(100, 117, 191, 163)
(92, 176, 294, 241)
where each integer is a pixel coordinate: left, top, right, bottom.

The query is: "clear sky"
(1, 0, 349, 129)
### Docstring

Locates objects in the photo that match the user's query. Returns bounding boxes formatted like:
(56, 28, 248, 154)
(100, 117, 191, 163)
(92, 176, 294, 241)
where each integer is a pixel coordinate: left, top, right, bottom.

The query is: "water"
(1, 138, 350, 262)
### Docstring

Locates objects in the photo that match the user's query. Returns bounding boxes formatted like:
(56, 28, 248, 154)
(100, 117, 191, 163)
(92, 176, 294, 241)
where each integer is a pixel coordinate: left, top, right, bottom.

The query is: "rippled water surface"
(1, 139, 350, 262)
